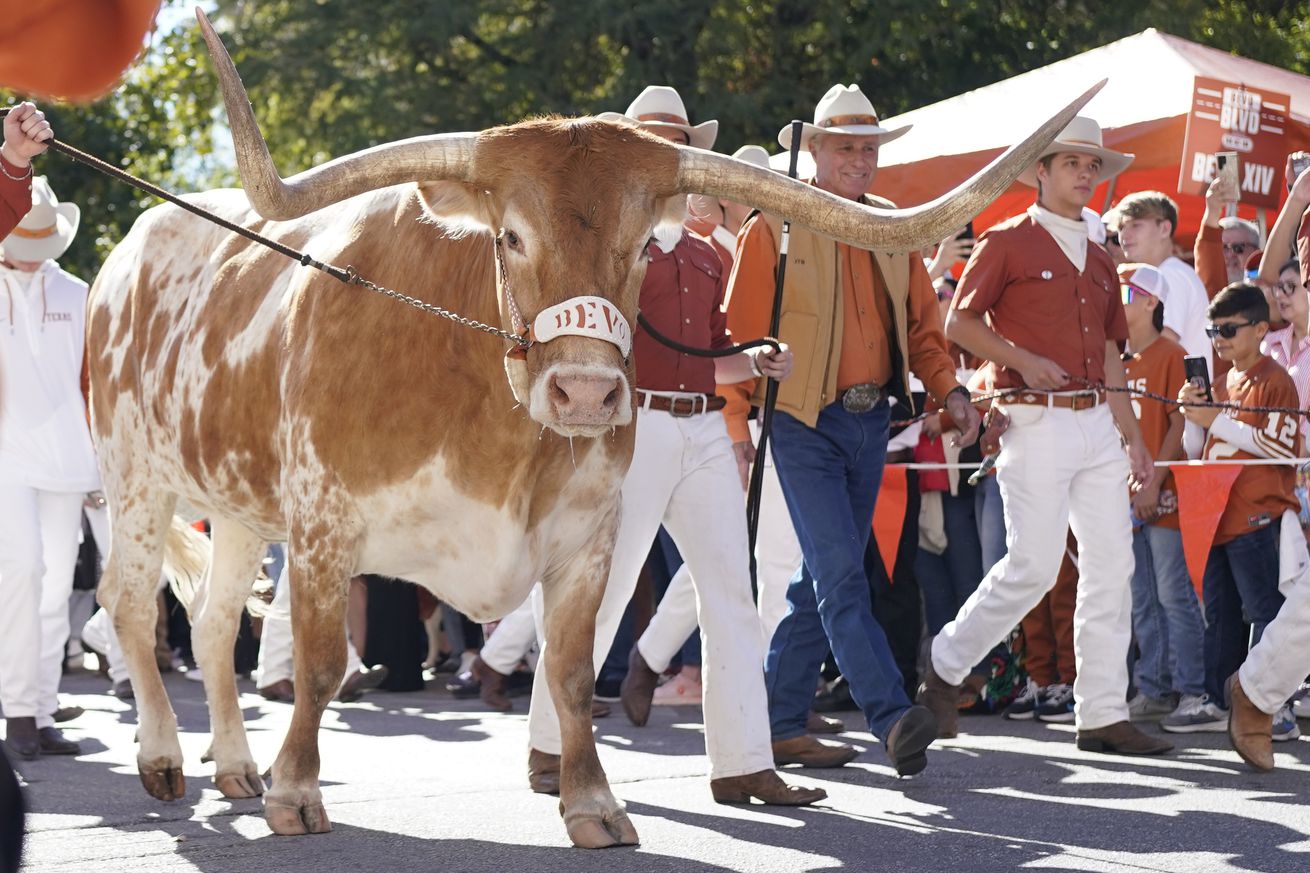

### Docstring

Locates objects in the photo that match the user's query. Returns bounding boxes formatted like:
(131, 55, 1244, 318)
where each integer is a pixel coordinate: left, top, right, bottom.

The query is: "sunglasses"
(1105, 232, 1120, 247)
(1205, 320, 1258, 339)
(1223, 242, 1253, 255)
(1119, 282, 1154, 304)
(1274, 280, 1303, 297)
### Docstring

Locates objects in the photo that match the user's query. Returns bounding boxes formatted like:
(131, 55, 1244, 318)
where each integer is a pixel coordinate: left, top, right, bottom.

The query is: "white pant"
(256, 565, 361, 689)
(637, 422, 801, 672)
(482, 593, 538, 675)
(67, 506, 112, 659)
(932, 403, 1135, 730)
(0, 483, 84, 727)
(528, 405, 773, 779)
(81, 605, 128, 683)
(1240, 571, 1310, 713)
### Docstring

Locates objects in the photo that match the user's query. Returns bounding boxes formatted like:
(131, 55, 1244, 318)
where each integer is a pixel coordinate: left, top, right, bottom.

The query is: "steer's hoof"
(265, 797, 332, 835)
(139, 764, 186, 801)
(563, 807, 640, 849)
(216, 765, 266, 799)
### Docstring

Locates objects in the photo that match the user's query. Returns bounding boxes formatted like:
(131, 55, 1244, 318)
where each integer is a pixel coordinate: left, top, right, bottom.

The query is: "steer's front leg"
(541, 506, 639, 849)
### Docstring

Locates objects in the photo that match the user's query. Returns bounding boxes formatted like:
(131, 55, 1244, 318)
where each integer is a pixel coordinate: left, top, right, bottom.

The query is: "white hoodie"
(0, 259, 101, 491)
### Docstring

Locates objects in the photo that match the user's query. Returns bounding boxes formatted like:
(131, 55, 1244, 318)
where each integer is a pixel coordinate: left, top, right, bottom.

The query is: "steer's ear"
(653, 194, 688, 236)
(416, 182, 495, 236)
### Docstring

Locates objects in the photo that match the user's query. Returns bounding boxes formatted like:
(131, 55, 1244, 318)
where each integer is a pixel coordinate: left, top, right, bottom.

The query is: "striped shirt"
(1262, 325, 1310, 434)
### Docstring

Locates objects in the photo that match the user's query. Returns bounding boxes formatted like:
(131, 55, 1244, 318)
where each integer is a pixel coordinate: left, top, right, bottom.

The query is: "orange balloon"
(0, 1, 162, 102)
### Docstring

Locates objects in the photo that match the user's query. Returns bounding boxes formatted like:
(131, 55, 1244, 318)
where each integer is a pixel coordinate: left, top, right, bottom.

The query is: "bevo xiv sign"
(1179, 76, 1289, 209)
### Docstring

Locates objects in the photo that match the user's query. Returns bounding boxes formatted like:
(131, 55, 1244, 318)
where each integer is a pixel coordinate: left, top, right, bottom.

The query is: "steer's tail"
(161, 516, 272, 618)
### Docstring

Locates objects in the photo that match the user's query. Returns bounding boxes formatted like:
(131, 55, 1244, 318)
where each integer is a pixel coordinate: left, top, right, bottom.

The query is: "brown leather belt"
(998, 389, 1105, 411)
(636, 391, 726, 417)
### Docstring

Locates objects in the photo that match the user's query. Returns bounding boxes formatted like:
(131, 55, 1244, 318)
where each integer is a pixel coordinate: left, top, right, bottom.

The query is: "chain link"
(344, 267, 529, 348)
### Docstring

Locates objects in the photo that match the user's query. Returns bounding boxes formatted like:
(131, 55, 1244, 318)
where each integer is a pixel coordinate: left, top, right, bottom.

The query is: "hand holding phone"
(1289, 152, 1310, 195)
(1215, 152, 1240, 197)
(1184, 355, 1212, 402)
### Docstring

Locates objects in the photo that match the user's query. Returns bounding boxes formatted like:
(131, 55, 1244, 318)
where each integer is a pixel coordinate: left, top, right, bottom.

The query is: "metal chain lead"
(343, 267, 528, 347)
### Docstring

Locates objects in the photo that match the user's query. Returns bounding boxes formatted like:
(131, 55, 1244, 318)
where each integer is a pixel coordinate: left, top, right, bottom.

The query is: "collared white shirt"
(0, 259, 101, 491)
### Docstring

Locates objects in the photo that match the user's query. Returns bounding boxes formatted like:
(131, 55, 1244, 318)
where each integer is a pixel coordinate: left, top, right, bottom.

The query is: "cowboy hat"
(732, 144, 771, 170)
(1018, 116, 1133, 187)
(2, 176, 79, 262)
(598, 85, 718, 150)
(778, 84, 910, 152)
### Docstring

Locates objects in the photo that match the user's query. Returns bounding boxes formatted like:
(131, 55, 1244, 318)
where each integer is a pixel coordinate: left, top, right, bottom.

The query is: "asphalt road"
(14, 670, 1310, 873)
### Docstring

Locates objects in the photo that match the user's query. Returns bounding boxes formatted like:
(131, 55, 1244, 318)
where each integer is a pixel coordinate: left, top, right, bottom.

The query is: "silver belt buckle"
(841, 382, 881, 414)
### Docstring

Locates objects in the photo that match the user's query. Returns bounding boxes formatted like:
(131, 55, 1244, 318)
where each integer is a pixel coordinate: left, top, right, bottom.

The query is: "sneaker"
(1128, 693, 1176, 722)
(1002, 678, 1040, 721)
(1036, 683, 1076, 723)
(1160, 693, 1229, 733)
(1272, 703, 1301, 742)
(1290, 683, 1310, 720)
(652, 672, 702, 706)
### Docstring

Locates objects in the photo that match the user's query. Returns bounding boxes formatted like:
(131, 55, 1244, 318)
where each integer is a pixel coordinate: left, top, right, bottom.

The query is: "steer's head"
(199, 9, 1105, 439)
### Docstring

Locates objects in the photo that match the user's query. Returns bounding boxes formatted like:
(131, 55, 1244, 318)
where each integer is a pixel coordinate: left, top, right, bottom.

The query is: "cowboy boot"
(38, 726, 81, 756)
(5, 717, 39, 760)
(472, 656, 512, 712)
(916, 647, 961, 739)
(710, 769, 826, 805)
(527, 748, 561, 795)
(1227, 673, 1274, 772)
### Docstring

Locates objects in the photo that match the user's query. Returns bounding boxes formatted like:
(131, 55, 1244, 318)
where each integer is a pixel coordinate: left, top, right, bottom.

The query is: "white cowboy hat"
(2, 176, 79, 262)
(1018, 116, 1134, 187)
(598, 85, 718, 150)
(778, 84, 911, 152)
(731, 144, 771, 170)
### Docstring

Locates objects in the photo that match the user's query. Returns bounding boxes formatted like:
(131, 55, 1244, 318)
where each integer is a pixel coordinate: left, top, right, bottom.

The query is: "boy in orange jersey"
(1117, 264, 1208, 730)
(1179, 284, 1301, 738)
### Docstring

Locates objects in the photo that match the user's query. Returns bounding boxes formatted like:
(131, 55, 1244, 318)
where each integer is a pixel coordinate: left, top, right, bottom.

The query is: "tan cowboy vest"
(751, 195, 914, 428)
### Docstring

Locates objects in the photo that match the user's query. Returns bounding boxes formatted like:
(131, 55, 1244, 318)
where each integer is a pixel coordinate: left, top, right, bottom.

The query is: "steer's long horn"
(198, 9, 477, 221)
(674, 80, 1106, 254)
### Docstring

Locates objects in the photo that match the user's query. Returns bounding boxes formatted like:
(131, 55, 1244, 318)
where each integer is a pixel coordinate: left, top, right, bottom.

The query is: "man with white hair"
(1220, 217, 1261, 285)
(0, 173, 93, 760)
(725, 83, 981, 777)
(526, 85, 822, 807)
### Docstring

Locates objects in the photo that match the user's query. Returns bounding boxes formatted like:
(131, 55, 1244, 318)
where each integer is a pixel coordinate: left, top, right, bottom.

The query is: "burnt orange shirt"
(1205, 355, 1300, 545)
(1193, 223, 1227, 300)
(1125, 336, 1187, 529)
(0, 154, 32, 239)
(836, 244, 893, 391)
(952, 213, 1127, 391)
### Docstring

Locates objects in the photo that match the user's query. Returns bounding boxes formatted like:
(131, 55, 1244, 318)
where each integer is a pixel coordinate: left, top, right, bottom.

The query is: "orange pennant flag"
(872, 464, 909, 581)
(1170, 462, 1242, 594)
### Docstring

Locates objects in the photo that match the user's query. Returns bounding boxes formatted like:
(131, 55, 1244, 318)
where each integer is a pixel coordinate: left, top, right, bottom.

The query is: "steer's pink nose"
(549, 371, 624, 424)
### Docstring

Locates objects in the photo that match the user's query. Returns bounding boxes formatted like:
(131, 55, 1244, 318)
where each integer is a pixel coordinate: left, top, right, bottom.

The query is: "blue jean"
(974, 474, 1007, 574)
(1130, 524, 1206, 698)
(1202, 525, 1284, 704)
(918, 491, 985, 635)
(764, 402, 910, 742)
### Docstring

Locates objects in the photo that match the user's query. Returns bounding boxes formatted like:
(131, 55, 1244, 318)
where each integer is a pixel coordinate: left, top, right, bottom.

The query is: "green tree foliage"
(5, 0, 1309, 279)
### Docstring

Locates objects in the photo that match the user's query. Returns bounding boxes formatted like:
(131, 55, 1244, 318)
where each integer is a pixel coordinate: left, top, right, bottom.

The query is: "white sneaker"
(1128, 693, 1176, 722)
(1290, 683, 1310, 719)
(1161, 693, 1229, 733)
(1272, 703, 1301, 742)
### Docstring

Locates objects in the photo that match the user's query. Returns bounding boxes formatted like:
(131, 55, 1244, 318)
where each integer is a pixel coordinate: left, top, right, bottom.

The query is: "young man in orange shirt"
(1117, 263, 1207, 729)
(1179, 284, 1301, 740)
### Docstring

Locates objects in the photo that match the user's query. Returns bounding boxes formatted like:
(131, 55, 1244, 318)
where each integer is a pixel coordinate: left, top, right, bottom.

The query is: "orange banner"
(872, 465, 909, 581)
(1170, 462, 1243, 593)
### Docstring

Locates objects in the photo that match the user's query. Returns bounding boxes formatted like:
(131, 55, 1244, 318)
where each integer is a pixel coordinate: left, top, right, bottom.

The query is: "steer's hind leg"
(542, 507, 639, 850)
(192, 515, 267, 799)
(263, 526, 354, 836)
(98, 490, 186, 801)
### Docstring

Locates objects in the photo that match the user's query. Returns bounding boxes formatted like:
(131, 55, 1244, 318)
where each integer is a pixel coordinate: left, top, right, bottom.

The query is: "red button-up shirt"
(952, 213, 1127, 391)
(0, 154, 32, 239)
(633, 232, 730, 394)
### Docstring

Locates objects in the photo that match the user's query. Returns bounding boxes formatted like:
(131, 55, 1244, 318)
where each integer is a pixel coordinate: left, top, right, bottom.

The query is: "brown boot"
(806, 711, 844, 734)
(1226, 673, 1274, 772)
(884, 705, 938, 777)
(591, 699, 611, 719)
(472, 656, 512, 712)
(528, 748, 561, 795)
(4, 717, 39, 760)
(916, 651, 961, 739)
(620, 646, 660, 727)
(38, 726, 81, 756)
(258, 678, 295, 703)
(710, 769, 826, 805)
(1076, 720, 1173, 756)
(772, 734, 859, 768)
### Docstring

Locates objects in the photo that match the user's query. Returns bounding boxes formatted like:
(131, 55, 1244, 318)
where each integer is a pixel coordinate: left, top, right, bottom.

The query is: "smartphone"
(1216, 151, 1240, 191)
(1291, 153, 1310, 190)
(1184, 355, 1212, 402)
(958, 220, 975, 241)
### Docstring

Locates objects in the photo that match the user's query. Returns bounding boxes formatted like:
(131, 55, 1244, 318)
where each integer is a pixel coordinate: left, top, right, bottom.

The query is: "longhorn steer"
(85, 9, 1100, 849)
